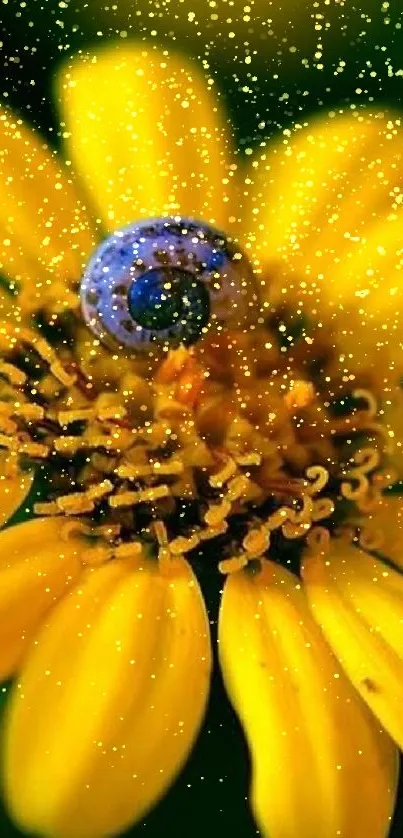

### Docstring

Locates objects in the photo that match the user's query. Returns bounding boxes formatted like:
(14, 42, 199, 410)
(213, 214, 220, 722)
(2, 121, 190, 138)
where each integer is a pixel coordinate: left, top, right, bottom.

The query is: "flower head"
(0, 43, 403, 838)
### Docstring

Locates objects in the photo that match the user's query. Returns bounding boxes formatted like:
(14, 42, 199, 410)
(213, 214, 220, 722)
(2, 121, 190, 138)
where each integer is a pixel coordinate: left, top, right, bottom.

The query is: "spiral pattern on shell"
(80, 218, 259, 353)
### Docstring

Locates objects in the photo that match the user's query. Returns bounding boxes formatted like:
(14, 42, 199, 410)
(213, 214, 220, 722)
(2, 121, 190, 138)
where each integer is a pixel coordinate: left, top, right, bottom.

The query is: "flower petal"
(57, 45, 236, 231)
(0, 106, 96, 300)
(302, 541, 403, 750)
(0, 516, 85, 680)
(4, 554, 211, 838)
(243, 109, 403, 370)
(219, 559, 397, 838)
(0, 453, 34, 528)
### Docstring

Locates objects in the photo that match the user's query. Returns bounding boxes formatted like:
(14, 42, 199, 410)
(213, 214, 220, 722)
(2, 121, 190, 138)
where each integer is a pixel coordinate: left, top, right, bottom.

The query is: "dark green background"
(1, 1, 403, 835)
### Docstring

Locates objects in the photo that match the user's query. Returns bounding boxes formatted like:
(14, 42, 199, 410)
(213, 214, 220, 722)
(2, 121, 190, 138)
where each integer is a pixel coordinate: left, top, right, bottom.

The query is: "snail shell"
(80, 217, 260, 353)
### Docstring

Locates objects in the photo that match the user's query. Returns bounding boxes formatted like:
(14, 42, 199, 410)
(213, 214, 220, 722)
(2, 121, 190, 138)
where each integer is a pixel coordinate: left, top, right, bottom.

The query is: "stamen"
(62, 522, 143, 568)
(154, 394, 193, 421)
(265, 507, 289, 530)
(340, 447, 380, 501)
(199, 521, 228, 540)
(227, 475, 255, 502)
(91, 523, 121, 540)
(334, 525, 356, 544)
(0, 298, 390, 580)
(109, 492, 139, 509)
(204, 500, 232, 526)
(57, 408, 96, 425)
(38, 374, 65, 400)
(169, 533, 201, 555)
(115, 463, 153, 480)
(358, 527, 384, 552)
(137, 484, 172, 502)
(56, 494, 95, 515)
(1, 325, 76, 387)
(330, 412, 371, 435)
(85, 479, 114, 501)
(372, 467, 398, 490)
(152, 520, 180, 575)
(0, 401, 46, 438)
(353, 388, 378, 418)
(288, 494, 313, 524)
(18, 441, 49, 459)
(218, 555, 250, 575)
(81, 544, 110, 566)
(312, 497, 335, 521)
(0, 433, 49, 458)
(284, 379, 315, 410)
(341, 473, 369, 501)
(0, 415, 17, 435)
(209, 455, 237, 488)
(154, 346, 192, 385)
(2, 454, 19, 478)
(306, 526, 330, 554)
(109, 484, 171, 508)
(242, 526, 271, 556)
(14, 404, 45, 422)
(54, 436, 86, 455)
(96, 404, 127, 422)
(282, 521, 311, 539)
(83, 430, 135, 452)
(0, 361, 26, 387)
(352, 448, 380, 474)
(34, 501, 61, 516)
(364, 421, 395, 453)
(60, 520, 92, 541)
(181, 440, 214, 468)
(356, 489, 383, 512)
(30, 332, 62, 367)
(0, 403, 13, 416)
(113, 542, 143, 560)
(235, 451, 262, 467)
(116, 458, 184, 480)
(153, 519, 169, 547)
(50, 360, 77, 388)
(92, 453, 117, 475)
(174, 363, 206, 409)
(305, 465, 329, 496)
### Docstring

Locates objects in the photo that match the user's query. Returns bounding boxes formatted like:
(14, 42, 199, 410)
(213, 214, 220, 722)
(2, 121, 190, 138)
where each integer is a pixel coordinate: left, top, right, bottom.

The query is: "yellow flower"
(1, 42, 403, 838)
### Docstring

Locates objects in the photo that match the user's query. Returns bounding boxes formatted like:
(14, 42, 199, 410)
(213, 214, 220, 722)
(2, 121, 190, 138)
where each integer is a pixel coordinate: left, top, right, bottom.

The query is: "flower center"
(0, 218, 396, 574)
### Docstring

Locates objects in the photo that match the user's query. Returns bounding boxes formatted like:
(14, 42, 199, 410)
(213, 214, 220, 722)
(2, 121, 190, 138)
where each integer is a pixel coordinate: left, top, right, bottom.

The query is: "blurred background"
(2, 0, 403, 145)
(1, 0, 403, 836)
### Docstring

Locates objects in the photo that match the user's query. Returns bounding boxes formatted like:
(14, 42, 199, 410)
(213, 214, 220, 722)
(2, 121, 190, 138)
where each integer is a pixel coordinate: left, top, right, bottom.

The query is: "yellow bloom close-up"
(1, 42, 403, 838)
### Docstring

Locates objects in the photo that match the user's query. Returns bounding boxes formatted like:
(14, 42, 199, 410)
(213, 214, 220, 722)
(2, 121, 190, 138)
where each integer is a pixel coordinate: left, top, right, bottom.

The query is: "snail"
(80, 218, 259, 353)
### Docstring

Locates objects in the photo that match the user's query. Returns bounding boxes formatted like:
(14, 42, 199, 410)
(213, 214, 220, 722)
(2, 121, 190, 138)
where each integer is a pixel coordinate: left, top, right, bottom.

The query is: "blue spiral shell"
(80, 218, 259, 353)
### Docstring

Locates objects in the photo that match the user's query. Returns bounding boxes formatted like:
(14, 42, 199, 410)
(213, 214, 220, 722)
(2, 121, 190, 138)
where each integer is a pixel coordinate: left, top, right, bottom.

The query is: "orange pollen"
(284, 379, 315, 411)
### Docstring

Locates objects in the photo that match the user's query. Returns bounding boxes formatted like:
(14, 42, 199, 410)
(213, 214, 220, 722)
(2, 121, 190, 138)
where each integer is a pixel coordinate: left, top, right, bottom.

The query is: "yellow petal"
(302, 541, 403, 750)
(4, 554, 211, 838)
(57, 45, 236, 231)
(219, 559, 397, 838)
(0, 452, 34, 528)
(0, 106, 96, 298)
(0, 516, 84, 679)
(242, 109, 403, 371)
